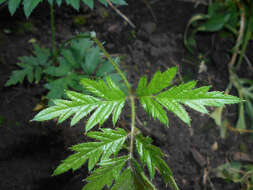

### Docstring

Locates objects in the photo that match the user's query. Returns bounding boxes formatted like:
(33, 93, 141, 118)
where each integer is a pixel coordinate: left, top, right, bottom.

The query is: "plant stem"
(91, 36, 131, 92)
(50, 2, 57, 62)
(92, 35, 137, 166)
(129, 95, 136, 160)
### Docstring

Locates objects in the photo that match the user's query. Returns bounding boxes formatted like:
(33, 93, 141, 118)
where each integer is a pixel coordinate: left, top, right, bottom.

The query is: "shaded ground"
(0, 0, 253, 189)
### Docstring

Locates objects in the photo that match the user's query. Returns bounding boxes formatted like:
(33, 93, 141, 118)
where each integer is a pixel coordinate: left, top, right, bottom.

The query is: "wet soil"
(0, 0, 253, 190)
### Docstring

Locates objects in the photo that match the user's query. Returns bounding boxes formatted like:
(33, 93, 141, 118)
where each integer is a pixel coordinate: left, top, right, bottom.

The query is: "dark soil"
(0, 0, 253, 190)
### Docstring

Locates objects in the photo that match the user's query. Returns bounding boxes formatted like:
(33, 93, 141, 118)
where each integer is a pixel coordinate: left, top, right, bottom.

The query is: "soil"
(0, 0, 253, 190)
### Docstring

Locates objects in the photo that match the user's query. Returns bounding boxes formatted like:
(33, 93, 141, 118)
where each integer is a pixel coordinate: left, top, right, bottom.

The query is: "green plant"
(32, 33, 241, 190)
(217, 161, 253, 190)
(0, 0, 127, 63)
(3, 0, 127, 104)
(5, 37, 123, 104)
(0, 0, 127, 18)
(184, 0, 253, 134)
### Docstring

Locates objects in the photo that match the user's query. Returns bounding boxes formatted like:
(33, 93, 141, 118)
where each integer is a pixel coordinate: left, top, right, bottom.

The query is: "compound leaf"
(82, 156, 129, 190)
(5, 44, 50, 86)
(137, 68, 241, 126)
(33, 77, 126, 132)
(53, 129, 128, 176)
(136, 135, 179, 190)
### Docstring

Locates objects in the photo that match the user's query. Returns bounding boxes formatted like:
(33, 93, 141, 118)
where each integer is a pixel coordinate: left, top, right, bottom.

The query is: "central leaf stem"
(92, 36, 136, 167)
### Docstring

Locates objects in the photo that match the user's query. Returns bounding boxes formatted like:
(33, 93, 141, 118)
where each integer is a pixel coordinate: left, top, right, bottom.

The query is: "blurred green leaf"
(82, 0, 94, 9)
(8, 0, 21, 15)
(23, 0, 43, 18)
(198, 14, 231, 32)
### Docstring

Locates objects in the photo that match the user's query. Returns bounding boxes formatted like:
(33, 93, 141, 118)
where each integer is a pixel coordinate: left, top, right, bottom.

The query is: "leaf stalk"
(129, 95, 136, 161)
(91, 35, 132, 92)
(50, 3, 57, 62)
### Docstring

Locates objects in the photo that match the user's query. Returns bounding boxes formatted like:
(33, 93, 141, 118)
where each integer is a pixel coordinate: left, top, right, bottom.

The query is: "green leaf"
(56, 0, 62, 6)
(236, 102, 246, 130)
(83, 156, 129, 190)
(82, 78, 126, 131)
(136, 68, 178, 126)
(137, 67, 177, 96)
(155, 81, 240, 125)
(245, 99, 253, 126)
(33, 77, 126, 131)
(81, 77, 125, 100)
(84, 46, 101, 74)
(198, 14, 231, 32)
(44, 59, 72, 77)
(136, 135, 179, 190)
(184, 14, 209, 53)
(110, 0, 127, 5)
(98, 0, 107, 6)
(207, 1, 220, 17)
(32, 44, 51, 65)
(61, 49, 78, 68)
(111, 167, 138, 190)
(5, 68, 28, 86)
(8, 0, 21, 15)
(96, 61, 115, 77)
(66, 0, 80, 10)
(139, 96, 168, 126)
(112, 166, 156, 190)
(5, 63, 34, 86)
(44, 73, 81, 101)
(23, 0, 43, 18)
(34, 67, 42, 82)
(47, 0, 54, 5)
(5, 44, 51, 86)
(33, 91, 98, 122)
(53, 129, 128, 176)
(82, 0, 94, 9)
(137, 68, 241, 126)
(0, 0, 6, 5)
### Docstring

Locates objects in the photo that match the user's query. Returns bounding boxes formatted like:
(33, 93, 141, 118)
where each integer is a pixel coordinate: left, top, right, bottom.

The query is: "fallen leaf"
(211, 141, 218, 151)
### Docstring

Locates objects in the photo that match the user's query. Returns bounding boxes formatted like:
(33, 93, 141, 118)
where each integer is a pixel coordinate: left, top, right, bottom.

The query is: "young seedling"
(3, 0, 127, 104)
(5, 37, 123, 104)
(32, 33, 241, 190)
